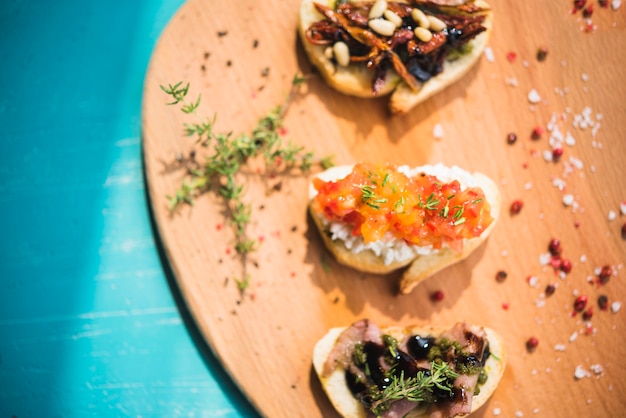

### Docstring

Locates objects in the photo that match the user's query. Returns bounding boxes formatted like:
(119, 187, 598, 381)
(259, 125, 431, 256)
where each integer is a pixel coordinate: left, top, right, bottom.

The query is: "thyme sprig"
(161, 76, 333, 294)
(368, 361, 459, 416)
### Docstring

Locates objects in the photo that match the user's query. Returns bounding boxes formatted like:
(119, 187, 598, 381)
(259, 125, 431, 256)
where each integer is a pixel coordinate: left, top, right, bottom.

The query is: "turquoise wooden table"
(0, 1, 256, 416)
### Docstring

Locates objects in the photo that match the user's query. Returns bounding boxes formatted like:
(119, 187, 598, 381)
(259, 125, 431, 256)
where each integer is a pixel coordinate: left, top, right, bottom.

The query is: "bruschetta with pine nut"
(298, 0, 493, 114)
(308, 162, 500, 293)
(313, 319, 506, 418)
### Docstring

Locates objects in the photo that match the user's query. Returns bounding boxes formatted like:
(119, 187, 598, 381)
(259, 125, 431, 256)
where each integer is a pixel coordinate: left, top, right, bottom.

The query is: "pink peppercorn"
(574, 295, 588, 312)
(510, 200, 524, 215)
(548, 238, 562, 256)
(597, 265, 613, 286)
(560, 259, 572, 274)
(531, 126, 543, 140)
(430, 290, 445, 302)
(526, 337, 539, 352)
(506, 133, 518, 144)
(552, 148, 564, 162)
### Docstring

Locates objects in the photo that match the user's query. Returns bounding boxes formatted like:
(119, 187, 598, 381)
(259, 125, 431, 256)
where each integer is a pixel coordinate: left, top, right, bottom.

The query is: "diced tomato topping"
(311, 163, 493, 251)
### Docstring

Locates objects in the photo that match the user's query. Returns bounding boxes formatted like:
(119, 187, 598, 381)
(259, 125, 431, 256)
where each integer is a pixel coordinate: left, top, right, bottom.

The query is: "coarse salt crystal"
(620, 201, 626, 215)
(581, 73, 589, 82)
(580, 254, 587, 263)
(565, 132, 576, 146)
(574, 365, 590, 380)
(533, 408, 540, 414)
(563, 194, 575, 206)
(590, 364, 604, 375)
(611, 301, 622, 313)
(433, 123, 444, 139)
(528, 89, 542, 104)
(528, 275, 539, 287)
(484, 46, 495, 62)
(612, 0, 622, 10)
(569, 332, 578, 342)
(553, 178, 566, 190)
(539, 252, 552, 266)
(506, 77, 519, 87)
(525, 182, 533, 190)
(515, 411, 524, 418)
(554, 344, 566, 351)
(543, 150, 553, 162)
(493, 407, 502, 416)
(569, 156, 584, 169)
(608, 210, 617, 221)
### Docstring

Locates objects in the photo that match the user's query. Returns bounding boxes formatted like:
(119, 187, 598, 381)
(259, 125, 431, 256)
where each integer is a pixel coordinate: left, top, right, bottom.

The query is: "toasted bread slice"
(298, 0, 493, 114)
(313, 321, 506, 418)
(309, 164, 500, 293)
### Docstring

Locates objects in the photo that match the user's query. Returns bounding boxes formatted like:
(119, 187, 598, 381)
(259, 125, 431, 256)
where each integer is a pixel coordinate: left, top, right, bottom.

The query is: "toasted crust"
(309, 165, 501, 293)
(298, 0, 494, 114)
(313, 323, 506, 418)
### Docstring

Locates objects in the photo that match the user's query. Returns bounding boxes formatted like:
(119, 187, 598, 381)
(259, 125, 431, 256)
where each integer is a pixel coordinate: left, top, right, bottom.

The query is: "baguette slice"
(309, 164, 500, 294)
(313, 320, 506, 418)
(298, 0, 493, 114)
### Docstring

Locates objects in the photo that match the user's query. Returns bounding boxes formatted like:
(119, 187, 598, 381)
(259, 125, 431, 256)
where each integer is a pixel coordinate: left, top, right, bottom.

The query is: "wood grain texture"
(142, 1, 626, 417)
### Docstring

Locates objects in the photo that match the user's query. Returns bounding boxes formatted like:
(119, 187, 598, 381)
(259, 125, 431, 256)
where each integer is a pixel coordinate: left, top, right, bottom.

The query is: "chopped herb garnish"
(419, 192, 440, 210)
(368, 361, 459, 416)
(441, 204, 450, 218)
(320, 254, 331, 273)
(361, 185, 376, 200)
(452, 205, 464, 219)
(162, 76, 333, 295)
(382, 173, 390, 187)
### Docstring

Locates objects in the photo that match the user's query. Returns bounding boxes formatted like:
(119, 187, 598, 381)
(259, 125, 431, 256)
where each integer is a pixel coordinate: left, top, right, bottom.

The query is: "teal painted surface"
(0, 1, 257, 416)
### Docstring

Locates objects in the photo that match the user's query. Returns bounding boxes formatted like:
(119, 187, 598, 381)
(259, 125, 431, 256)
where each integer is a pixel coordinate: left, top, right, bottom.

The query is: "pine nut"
(383, 9, 403, 27)
(368, 18, 396, 37)
(411, 8, 429, 28)
(413, 26, 433, 42)
(369, 0, 387, 19)
(324, 46, 334, 59)
(427, 15, 447, 32)
(333, 41, 351, 67)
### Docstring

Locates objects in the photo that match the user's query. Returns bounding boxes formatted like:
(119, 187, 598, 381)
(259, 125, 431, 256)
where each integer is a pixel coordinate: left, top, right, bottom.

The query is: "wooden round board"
(142, 1, 626, 417)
